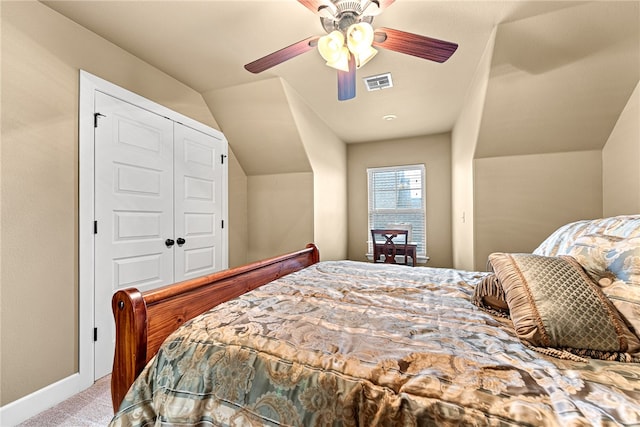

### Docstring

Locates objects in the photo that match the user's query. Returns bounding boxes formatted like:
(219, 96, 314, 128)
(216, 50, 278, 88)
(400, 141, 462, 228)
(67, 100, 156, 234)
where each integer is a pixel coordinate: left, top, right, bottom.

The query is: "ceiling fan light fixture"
(346, 22, 377, 68)
(346, 22, 374, 54)
(347, 22, 378, 68)
(318, 31, 344, 61)
(319, 31, 351, 72)
(326, 47, 351, 72)
(354, 46, 377, 68)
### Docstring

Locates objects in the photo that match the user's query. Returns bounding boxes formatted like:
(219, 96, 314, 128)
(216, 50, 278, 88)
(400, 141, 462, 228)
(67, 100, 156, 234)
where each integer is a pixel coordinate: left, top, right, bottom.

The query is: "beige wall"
(603, 82, 640, 216)
(206, 78, 347, 263)
(347, 134, 452, 268)
(451, 29, 496, 271)
(466, 3, 637, 272)
(474, 150, 603, 269)
(284, 83, 348, 260)
(247, 173, 314, 262)
(227, 148, 249, 268)
(1, 1, 221, 405)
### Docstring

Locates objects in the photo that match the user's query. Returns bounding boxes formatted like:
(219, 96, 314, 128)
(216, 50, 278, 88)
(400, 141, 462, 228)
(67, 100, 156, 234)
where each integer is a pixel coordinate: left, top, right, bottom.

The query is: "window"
(367, 164, 426, 257)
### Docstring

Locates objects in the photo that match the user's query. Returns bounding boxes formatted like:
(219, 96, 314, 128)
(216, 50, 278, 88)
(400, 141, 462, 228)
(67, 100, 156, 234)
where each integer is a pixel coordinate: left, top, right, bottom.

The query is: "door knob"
(165, 239, 175, 248)
(177, 237, 186, 246)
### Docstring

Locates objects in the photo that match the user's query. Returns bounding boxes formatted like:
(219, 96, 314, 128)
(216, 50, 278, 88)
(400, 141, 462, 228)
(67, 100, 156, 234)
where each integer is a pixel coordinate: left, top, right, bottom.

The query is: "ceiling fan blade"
(297, 0, 332, 15)
(373, 27, 458, 63)
(363, 0, 396, 16)
(375, 0, 396, 10)
(337, 54, 356, 101)
(244, 36, 320, 74)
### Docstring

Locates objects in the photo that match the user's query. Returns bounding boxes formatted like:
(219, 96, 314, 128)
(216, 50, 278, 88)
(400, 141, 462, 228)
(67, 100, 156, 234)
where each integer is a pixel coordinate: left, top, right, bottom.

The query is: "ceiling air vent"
(363, 73, 393, 91)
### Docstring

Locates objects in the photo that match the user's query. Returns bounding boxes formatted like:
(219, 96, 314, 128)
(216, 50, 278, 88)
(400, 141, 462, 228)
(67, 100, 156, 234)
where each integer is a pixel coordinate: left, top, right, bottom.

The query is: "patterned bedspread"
(110, 261, 640, 426)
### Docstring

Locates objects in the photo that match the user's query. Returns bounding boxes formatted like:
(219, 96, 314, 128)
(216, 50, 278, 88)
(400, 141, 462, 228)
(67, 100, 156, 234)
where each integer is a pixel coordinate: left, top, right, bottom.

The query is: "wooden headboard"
(110, 243, 320, 411)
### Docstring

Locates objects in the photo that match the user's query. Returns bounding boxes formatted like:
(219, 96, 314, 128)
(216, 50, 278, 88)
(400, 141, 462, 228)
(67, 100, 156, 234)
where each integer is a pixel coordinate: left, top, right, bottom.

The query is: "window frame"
(367, 164, 427, 258)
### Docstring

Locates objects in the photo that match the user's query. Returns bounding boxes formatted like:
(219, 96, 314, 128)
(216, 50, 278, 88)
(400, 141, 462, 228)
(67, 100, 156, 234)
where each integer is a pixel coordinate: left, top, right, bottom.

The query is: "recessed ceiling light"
(382, 114, 397, 121)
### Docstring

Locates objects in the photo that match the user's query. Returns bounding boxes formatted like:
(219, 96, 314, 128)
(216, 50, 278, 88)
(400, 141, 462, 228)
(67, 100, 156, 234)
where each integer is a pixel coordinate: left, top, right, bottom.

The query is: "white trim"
(80, 69, 228, 381)
(84, 73, 225, 138)
(0, 374, 84, 426)
(78, 69, 97, 397)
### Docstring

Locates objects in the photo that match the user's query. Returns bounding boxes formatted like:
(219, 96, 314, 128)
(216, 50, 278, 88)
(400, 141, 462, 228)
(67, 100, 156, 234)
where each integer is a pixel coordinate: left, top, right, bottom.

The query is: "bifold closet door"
(94, 92, 175, 378)
(173, 123, 224, 282)
(93, 92, 225, 379)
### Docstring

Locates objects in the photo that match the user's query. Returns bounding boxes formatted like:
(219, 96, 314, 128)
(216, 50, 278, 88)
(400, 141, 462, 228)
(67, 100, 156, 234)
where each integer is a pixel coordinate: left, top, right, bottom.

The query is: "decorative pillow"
(568, 236, 640, 336)
(532, 220, 592, 257)
(473, 274, 509, 317)
(601, 238, 640, 336)
(598, 278, 640, 338)
(567, 234, 623, 282)
(605, 237, 640, 286)
(532, 215, 640, 257)
(489, 252, 640, 361)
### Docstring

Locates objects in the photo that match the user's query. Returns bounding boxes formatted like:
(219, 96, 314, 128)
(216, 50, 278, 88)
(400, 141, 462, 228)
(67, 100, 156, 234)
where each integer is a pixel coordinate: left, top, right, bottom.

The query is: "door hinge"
(94, 112, 106, 128)
(94, 220, 98, 234)
(221, 154, 227, 164)
(94, 327, 98, 342)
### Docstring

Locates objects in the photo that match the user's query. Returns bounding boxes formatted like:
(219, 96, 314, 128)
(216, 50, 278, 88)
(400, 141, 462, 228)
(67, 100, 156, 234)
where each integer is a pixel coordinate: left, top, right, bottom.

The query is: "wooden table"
(373, 242, 417, 267)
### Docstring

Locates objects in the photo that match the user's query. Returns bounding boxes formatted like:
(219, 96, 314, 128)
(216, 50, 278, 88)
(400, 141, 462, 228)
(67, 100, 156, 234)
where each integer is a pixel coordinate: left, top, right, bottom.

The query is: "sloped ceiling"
(41, 1, 595, 143)
(476, 1, 639, 158)
(202, 78, 312, 176)
(41, 1, 639, 167)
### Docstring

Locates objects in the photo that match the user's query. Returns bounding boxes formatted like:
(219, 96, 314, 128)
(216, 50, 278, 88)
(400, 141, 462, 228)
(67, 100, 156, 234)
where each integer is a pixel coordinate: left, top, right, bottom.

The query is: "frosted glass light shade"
(347, 22, 374, 54)
(354, 46, 377, 68)
(319, 31, 344, 62)
(346, 22, 377, 68)
(318, 31, 350, 72)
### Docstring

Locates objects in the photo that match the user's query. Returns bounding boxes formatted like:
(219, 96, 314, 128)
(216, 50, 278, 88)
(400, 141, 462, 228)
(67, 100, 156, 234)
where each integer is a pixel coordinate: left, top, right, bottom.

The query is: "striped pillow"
(472, 274, 509, 317)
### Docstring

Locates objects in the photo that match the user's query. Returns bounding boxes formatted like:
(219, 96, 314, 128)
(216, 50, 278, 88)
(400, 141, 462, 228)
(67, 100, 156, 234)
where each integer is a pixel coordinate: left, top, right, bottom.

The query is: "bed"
(110, 216, 640, 426)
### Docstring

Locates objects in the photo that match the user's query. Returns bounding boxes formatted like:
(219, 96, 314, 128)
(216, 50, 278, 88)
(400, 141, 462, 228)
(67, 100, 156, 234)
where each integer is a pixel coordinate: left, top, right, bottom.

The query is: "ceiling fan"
(244, 0, 458, 101)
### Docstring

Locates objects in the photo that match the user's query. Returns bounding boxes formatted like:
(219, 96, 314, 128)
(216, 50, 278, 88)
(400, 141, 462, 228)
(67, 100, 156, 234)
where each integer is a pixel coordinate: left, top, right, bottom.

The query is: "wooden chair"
(371, 229, 410, 265)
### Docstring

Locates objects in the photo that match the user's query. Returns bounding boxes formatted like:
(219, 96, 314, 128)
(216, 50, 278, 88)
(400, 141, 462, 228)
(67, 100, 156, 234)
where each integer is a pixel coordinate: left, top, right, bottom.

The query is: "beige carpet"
(17, 375, 114, 426)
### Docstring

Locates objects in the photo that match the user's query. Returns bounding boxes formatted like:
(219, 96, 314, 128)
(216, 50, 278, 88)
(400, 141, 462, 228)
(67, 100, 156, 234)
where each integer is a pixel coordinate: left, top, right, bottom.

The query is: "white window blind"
(367, 165, 426, 256)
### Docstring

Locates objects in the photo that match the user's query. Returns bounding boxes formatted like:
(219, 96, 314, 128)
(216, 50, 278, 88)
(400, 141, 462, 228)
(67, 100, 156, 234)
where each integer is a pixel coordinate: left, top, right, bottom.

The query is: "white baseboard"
(0, 373, 90, 426)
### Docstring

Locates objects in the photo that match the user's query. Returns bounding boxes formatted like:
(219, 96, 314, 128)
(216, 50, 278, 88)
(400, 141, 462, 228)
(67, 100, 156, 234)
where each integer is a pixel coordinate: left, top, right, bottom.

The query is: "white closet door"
(173, 123, 224, 282)
(94, 92, 174, 379)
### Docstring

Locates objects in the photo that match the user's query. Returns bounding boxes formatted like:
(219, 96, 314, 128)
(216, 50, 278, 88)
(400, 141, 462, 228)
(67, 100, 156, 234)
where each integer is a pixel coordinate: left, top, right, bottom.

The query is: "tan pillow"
(473, 274, 509, 317)
(489, 252, 640, 361)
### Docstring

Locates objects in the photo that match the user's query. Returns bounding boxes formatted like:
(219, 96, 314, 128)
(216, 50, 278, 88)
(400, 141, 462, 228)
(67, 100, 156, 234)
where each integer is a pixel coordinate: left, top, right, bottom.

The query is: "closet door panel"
(94, 92, 175, 379)
(174, 122, 224, 282)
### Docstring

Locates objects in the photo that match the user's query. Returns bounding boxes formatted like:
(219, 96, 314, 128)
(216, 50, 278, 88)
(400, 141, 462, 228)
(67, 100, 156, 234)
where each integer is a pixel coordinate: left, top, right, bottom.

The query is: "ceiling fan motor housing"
(320, 0, 376, 34)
